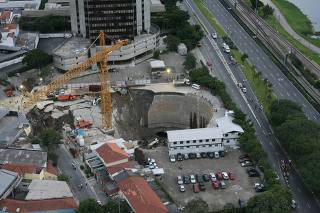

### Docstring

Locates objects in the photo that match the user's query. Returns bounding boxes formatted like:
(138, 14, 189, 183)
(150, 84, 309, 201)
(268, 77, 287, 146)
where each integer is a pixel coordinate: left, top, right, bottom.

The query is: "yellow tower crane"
(22, 32, 128, 129)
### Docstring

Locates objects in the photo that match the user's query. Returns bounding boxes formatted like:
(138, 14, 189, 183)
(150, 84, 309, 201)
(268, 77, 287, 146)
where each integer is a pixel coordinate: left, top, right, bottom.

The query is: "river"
(287, 0, 320, 32)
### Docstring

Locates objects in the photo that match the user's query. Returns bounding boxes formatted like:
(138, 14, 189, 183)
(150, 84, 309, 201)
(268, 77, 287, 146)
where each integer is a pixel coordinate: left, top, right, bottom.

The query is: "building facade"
(70, 0, 150, 43)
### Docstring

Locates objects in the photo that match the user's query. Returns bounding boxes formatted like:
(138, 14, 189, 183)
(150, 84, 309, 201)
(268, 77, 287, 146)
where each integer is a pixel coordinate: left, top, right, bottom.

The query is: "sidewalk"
(260, 0, 320, 54)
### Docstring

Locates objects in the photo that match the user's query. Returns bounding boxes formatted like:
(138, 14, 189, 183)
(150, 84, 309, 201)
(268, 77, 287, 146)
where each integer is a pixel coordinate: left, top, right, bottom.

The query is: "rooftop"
(0, 169, 18, 199)
(0, 198, 77, 212)
(53, 37, 90, 58)
(118, 175, 167, 213)
(166, 128, 223, 142)
(0, 148, 47, 168)
(216, 116, 244, 134)
(26, 180, 73, 200)
(96, 143, 128, 165)
(107, 161, 137, 176)
(2, 163, 37, 175)
(150, 60, 165, 69)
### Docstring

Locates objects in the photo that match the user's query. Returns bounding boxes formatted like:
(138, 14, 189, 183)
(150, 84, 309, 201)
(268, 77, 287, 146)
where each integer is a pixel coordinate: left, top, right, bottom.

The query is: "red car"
(228, 172, 235, 180)
(216, 172, 223, 180)
(193, 183, 200, 193)
(212, 181, 220, 189)
(206, 61, 212, 66)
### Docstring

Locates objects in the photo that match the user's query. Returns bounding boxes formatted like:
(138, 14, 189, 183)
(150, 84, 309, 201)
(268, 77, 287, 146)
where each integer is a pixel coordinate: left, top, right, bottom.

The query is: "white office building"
(166, 115, 244, 156)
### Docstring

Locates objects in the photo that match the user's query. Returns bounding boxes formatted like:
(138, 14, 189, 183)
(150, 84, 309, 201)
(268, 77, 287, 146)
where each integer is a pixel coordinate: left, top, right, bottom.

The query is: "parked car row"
(170, 151, 225, 162)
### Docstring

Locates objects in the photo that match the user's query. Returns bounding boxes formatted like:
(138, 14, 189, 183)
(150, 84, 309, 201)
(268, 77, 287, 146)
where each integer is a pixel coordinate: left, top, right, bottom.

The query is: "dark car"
(218, 150, 225, 157)
(199, 182, 206, 191)
(239, 158, 251, 163)
(248, 171, 260, 177)
(177, 153, 183, 161)
(216, 172, 223, 181)
(256, 185, 266, 192)
(189, 153, 196, 159)
(193, 183, 200, 193)
(207, 152, 215, 158)
(246, 168, 257, 173)
(200, 152, 207, 158)
(195, 174, 203, 183)
(202, 174, 210, 182)
(239, 154, 249, 159)
(183, 175, 191, 184)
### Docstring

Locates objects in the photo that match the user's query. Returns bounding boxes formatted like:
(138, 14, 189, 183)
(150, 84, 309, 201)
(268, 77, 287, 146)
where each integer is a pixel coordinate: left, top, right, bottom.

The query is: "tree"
(22, 49, 52, 69)
(246, 185, 292, 213)
(182, 199, 209, 213)
(37, 128, 61, 151)
(58, 174, 70, 182)
(153, 50, 160, 59)
(165, 35, 181, 51)
(250, 0, 263, 10)
(270, 100, 303, 126)
(240, 53, 248, 62)
(262, 5, 274, 18)
(77, 199, 103, 213)
(183, 53, 197, 70)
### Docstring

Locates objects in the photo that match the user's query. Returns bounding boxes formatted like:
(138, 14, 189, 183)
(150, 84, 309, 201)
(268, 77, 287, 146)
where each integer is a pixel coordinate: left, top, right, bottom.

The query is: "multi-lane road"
(184, 0, 320, 212)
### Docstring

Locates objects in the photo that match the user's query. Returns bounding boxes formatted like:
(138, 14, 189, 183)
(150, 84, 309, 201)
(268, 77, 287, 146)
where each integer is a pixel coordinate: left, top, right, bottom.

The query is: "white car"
(211, 32, 217, 39)
(241, 87, 247, 93)
(222, 42, 227, 49)
(224, 46, 230, 53)
(177, 176, 183, 185)
(209, 173, 217, 181)
(170, 155, 176, 162)
(222, 172, 229, 180)
(291, 200, 297, 209)
(190, 175, 196, 184)
(179, 185, 186, 192)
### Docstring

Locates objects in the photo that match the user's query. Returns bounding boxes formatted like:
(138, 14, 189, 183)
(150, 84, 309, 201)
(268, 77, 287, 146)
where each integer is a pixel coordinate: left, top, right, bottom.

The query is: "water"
(287, 0, 320, 32)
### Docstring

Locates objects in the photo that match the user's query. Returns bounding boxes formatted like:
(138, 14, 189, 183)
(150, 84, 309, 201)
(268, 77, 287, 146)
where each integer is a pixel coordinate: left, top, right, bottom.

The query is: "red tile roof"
(0, 11, 11, 20)
(107, 161, 136, 175)
(2, 163, 36, 175)
(118, 176, 167, 213)
(46, 162, 58, 176)
(2, 23, 17, 32)
(96, 143, 128, 165)
(0, 198, 77, 212)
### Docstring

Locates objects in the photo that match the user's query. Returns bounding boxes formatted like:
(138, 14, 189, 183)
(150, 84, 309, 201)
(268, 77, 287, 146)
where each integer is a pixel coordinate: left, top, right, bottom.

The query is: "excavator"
(20, 32, 128, 129)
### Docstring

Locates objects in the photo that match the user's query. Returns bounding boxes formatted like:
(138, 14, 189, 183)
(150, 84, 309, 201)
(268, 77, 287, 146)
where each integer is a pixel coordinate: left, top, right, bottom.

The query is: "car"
(220, 181, 226, 189)
(209, 173, 217, 182)
(239, 158, 250, 163)
(291, 200, 297, 209)
(200, 152, 207, 158)
(193, 183, 200, 193)
(222, 172, 229, 180)
(199, 182, 206, 191)
(248, 171, 260, 177)
(207, 152, 215, 158)
(177, 176, 183, 185)
(206, 61, 212, 67)
(169, 155, 176, 162)
(177, 153, 183, 161)
(241, 161, 254, 167)
(179, 185, 186, 192)
(239, 154, 249, 159)
(97, 200, 102, 206)
(238, 199, 247, 208)
(212, 181, 220, 189)
(254, 183, 266, 192)
(190, 175, 196, 184)
(222, 42, 227, 49)
(241, 87, 247, 93)
(202, 174, 210, 182)
(216, 172, 223, 180)
(246, 167, 257, 173)
(189, 153, 196, 159)
(196, 153, 201, 159)
(211, 32, 218, 39)
(148, 164, 155, 169)
(183, 175, 191, 184)
(197, 43, 202, 47)
(228, 172, 235, 180)
(195, 174, 203, 183)
(218, 150, 225, 157)
(224, 46, 230, 53)
(183, 153, 189, 160)
(214, 151, 219, 158)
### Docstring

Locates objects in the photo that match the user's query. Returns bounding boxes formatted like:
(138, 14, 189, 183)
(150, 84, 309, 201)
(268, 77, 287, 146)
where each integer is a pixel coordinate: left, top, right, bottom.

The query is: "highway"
(184, 0, 320, 212)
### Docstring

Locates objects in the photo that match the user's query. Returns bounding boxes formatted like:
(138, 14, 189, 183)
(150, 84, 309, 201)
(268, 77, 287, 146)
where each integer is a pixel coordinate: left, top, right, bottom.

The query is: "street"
(56, 144, 107, 204)
(184, 0, 320, 212)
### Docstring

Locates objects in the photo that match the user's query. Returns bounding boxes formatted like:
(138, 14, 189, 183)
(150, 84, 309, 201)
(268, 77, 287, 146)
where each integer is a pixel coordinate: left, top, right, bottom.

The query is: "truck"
(56, 94, 77, 102)
(75, 119, 92, 129)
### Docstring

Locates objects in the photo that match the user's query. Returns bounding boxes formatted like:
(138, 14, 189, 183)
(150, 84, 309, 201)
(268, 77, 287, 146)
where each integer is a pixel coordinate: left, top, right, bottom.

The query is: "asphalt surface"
(57, 144, 107, 204)
(184, 0, 320, 212)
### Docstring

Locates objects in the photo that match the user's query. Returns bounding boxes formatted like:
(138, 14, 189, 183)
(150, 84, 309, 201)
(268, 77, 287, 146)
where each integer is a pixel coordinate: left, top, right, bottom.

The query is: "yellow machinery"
(23, 32, 128, 129)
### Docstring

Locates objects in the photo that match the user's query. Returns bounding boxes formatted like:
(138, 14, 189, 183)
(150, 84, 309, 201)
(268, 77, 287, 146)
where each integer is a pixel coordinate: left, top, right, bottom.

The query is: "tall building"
(70, 0, 150, 43)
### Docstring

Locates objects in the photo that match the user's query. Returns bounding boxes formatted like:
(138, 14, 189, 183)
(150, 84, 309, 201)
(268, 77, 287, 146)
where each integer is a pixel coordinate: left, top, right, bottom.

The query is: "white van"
(214, 151, 220, 158)
(192, 84, 200, 90)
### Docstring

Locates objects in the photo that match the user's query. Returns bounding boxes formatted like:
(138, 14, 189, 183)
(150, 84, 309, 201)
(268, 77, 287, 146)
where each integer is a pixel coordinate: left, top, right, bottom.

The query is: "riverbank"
(271, 0, 320, 48)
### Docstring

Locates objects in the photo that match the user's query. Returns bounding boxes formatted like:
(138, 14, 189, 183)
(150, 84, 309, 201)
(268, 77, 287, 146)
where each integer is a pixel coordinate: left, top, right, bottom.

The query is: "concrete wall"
(22, 9, 69, 17)
(148, 93, 213, 129)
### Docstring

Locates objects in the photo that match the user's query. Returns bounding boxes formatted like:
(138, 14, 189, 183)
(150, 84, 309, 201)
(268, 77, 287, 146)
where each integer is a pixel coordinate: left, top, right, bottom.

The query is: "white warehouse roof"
(216, 116, 244, 134)
(150, 60, 165, 69)
(26, 180, 73, 200)
(167, 128, 223, 142)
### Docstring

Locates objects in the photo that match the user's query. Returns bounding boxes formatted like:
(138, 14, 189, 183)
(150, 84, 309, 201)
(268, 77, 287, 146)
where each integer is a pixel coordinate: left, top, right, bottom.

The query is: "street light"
(166, 67, 171, 74)
(19, 85, 24, 90)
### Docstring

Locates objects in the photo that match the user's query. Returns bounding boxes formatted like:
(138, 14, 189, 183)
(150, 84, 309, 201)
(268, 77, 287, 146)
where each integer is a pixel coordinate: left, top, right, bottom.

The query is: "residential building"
(25, 180, 73, 200)
(115, 170, 167, 213)
(0, 169, 20, 200)
(0, 197, 77, 212)
(166, 114, 244, 155)
(96, 143, 129, 168)
(0, 0, 41, 10)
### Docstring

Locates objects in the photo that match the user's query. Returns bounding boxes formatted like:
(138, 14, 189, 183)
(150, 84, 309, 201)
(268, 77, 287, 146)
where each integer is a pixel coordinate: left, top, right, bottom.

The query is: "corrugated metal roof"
(0, 169, 18, 198)
(216, 116, 244, 133)
(166, 128, 223, 142)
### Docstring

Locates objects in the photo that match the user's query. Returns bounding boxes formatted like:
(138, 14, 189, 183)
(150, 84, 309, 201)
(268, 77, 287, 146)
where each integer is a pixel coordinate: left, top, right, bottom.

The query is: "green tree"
(246, 185, 292, 213)
(182, 199, 209, 213)
(165, 35, 181, 51)
(153, 50, 160, 59)
(77, 199, 103, 213)
(38, 128, 61, 151)
(262, 4, 274, 18)
(58, 174, 70, 182)
(22, 49, 52, 69)
(240, 53, 248, 62)
(270, 100, 303, 126)
(250, 0, 264, 10)
(183, 53, 197, 70)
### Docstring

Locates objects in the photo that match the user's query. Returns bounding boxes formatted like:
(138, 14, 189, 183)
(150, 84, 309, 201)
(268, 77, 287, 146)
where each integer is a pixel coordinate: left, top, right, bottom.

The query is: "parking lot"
(144, 146, 259, 210)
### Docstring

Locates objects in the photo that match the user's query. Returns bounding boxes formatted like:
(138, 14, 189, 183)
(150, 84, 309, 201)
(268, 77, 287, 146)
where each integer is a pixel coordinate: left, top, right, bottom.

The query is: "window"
(193, 140, 196, 143)
(199, 140, 203, 142)
(196, 145, 199, 148)
(224, 133, 229, 137)
(202, 145, 206, 147)
(212, 139, 215, 142)
(206, 139, 209, 142)
(174, 147, 177, 150)
(180, 147, 184, 149)
(180, 141, 183, 144)
(173, 142, 177, 145)
(226, 140, 229, 143)
(209, 145, 212, 147)
(215, 144, 218, 147)
(187, 146, 190, 148)
(186, 141, 190, 144)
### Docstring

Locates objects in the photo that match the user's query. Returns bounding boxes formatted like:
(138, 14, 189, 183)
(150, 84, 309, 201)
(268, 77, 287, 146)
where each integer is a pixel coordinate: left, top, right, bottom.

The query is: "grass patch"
(193, 0, 226, 36)
(232, 50, 276, 116)
(271, 0, 320, 48)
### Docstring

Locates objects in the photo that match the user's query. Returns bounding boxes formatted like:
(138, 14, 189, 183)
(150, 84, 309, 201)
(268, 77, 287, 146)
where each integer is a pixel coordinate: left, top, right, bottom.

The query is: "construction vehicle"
(4, 86, 13, 97)
(20, 32, 128, 129)
(75, 119, 92, 129)
(57, 94, 77, 102)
